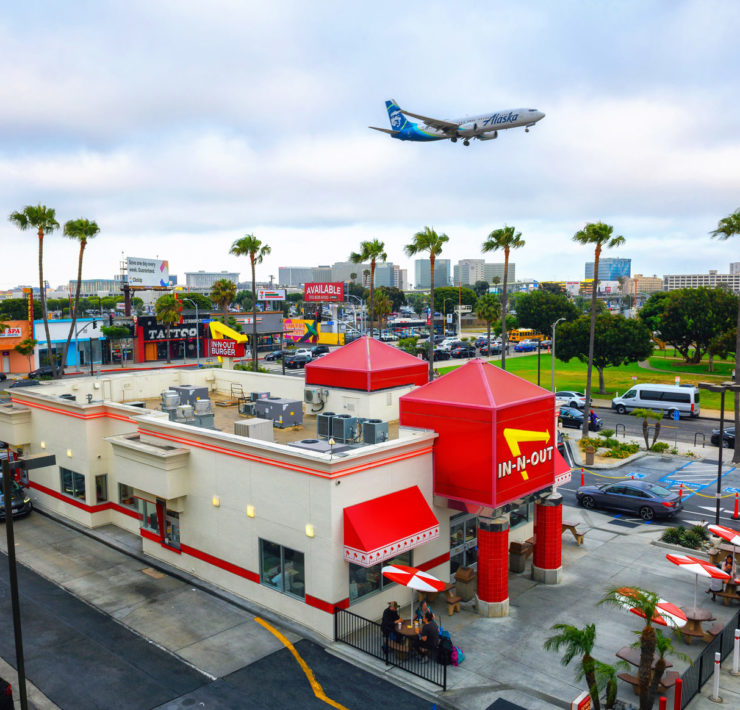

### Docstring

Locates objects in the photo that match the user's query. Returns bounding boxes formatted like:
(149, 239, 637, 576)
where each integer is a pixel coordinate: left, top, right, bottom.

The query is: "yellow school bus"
(508, 328, 547, 342)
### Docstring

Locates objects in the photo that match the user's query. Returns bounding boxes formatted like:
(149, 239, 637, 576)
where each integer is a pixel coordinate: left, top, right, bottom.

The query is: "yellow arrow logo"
(502, 428, 551, 481)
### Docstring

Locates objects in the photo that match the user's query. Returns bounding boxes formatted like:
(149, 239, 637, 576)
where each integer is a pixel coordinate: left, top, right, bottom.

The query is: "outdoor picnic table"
(680, 607, 715, 642)
(396, 621, 421, 640)
(616, 646, 673, 670)
(417, 580, 455, 603)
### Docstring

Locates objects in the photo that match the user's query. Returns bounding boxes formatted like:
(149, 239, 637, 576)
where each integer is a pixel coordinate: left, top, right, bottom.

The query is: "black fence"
(680, 609, 739, 708)
(334, 607, 447, 691)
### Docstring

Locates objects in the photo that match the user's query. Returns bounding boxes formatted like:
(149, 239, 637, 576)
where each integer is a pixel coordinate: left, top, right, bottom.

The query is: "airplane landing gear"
(451, 137, 458, 143)
(525, 127, 529, 133)
(463, 139, 470, 146)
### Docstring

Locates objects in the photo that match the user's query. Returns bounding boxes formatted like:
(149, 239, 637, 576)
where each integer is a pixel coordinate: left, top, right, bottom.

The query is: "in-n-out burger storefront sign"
(207, 339, 246, 358)
(304, 282, 344, 303)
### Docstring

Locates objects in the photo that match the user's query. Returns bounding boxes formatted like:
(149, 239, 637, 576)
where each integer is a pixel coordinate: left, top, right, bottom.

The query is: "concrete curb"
(651, 540, 713, 559)
(568, 440, 649, 469)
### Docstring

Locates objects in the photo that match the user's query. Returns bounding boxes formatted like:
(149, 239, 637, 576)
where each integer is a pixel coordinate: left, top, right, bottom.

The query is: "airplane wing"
(369, 126, 400, 135)
(397, 108, 459, 132)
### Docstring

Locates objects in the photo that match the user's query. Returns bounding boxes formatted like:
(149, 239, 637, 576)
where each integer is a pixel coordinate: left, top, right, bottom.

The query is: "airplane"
(370, 99, 545, 146)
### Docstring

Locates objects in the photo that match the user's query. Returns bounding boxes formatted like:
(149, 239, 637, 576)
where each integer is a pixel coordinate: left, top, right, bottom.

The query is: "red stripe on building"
(28, 481, 141, 519)
(179, 544, 260, 583)
(10, 398, 135, 423)
(417, 551, 450, 572)
(305, 595, 350, 614)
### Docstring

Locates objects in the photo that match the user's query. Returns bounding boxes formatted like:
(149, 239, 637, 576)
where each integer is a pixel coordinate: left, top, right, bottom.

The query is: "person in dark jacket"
(380, 601, 402, 648)
(415, 611, 439, 662)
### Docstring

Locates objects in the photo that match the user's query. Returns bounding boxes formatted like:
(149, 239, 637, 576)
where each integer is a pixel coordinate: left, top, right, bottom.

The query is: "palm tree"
(544, 623, 601, 710)
(599, 586, 671, 710)
(475, 293, 501, 355)
(350, 239, 387, 338)
(230, 234, 271, 372)
(631, 408, 664, 451)
(482, 226, 525, 371)
(646, 629, 689, 704)
(350, 272, 357, 283)
(572, 222, 625, 438)
(155, 294, 182, 364)
(405, 227, 449, 380)
(711, 209, 740, 464)
(9, 205, 60, 377)
(373, 290, 392, 331)
(60, 218, 100, 373)
(210, 278, 237, 322)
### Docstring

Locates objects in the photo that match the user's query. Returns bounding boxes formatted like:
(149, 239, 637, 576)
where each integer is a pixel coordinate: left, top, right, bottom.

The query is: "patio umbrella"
(665, 553, 730, 613)
(614, 587, 687, 628)
(708, 524, 740, 577)
(381, 564, 446, 625)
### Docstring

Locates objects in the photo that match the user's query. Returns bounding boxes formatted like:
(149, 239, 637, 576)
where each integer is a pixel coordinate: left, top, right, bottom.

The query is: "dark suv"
(28, 365, 56, 379)
(311, 345, 330, 357)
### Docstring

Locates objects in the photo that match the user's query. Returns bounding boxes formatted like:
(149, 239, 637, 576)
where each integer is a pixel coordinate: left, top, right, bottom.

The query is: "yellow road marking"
(255, 617, 349, 710)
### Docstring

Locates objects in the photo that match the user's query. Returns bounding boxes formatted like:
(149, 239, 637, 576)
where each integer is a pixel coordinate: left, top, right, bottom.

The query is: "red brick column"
(476, 516, 509, 617)
(532, 493, 563, 584)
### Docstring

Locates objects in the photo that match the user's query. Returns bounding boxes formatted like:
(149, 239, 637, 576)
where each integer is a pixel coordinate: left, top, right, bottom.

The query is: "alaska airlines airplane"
(370, 99, 545, 145)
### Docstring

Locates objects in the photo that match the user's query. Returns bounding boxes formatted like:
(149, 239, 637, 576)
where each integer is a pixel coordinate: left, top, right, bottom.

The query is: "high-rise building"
(312, 265, 332, 281)
(278, 267, 314, 287)
(730, 262, 740, 275)
(331, 261, 368, 283)
(584, 257, 631, 280)
(622, 274, 663, 294)
(663, 270, 740, 294)
(185, 271, 239, 291)
(414, 259, 451, 289)
(453, 259, 485, 286)
(483, 263, 515, 284)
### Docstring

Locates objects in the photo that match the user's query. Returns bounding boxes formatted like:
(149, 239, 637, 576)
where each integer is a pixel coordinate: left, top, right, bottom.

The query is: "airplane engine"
(457, 121, 478, 136)
(478, 131, 498, 141)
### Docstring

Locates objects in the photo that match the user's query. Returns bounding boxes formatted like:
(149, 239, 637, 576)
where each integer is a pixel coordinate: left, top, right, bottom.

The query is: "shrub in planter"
(681, 530, 704, 549)
(690, 524, 708, 541)
(661, 527, 684, 545)
(651, 442, 670, 453)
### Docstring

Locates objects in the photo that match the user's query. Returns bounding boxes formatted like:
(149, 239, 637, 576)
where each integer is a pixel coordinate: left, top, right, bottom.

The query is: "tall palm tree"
(573, 222, 625, 438)
(543, 623, 601, 710)
(482, 226, 525, 371)
(475, 293, 501, 355)
(155, 294, 182, 364)
(230, 234, 271, 372)
(405, 227, 449, 380)
(210, 278, 237, 322)
(61, 218, 100, 372)
(9, 205, 60, 377)
(350, 239, 387, 338)
(711, 209, 740, 464)
(373, 290, 392, 331)
(646, 629, 689, 705)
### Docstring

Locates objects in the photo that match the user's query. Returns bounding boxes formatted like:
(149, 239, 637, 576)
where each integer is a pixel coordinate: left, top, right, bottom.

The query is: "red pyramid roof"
(401, 358, 549, 409)
(305, 336, 428, 391)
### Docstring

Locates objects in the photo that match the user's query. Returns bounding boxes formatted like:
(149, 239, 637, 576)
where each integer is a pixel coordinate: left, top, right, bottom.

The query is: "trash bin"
(454, 566, 476, 602)
(509, 540, 532, 573)
(0, 678, 13, 710)
(585, 445, 595, 466)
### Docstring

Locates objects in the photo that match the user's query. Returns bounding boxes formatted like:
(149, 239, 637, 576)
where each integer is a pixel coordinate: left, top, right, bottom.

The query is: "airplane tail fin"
(385, 99, 409, 130)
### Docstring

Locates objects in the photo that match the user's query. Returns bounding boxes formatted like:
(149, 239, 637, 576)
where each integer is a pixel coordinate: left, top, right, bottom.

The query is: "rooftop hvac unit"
(287, 439, 353, 454)
(363, 419, 389, 445)
(175, 404, 195, 422)
(238, 401, 256, 416)
(331, 414, 358, 443)
(251, 391, 270, 402)
(317, 412, 336, 438)
(304, 388, 323, 404)
(172, 385, 209, 407)
(161, 390, 180, 409)
(194, 399, 212, 415)
(254, 398, 304, 428)
(234, 418, 274, 442)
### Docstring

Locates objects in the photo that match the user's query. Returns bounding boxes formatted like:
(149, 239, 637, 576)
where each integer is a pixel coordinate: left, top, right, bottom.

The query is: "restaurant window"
(141, 500, 159, 534)
(348, 550, 412, 604)
(510, 501, 533, 529)
(260, 539, 305, 600)
(118, 483, 138, 511)
(164, 510, 180, 550)
(95, 474, 108, 504)
(60, 467, 86, 502)
(450, 513, 477, 578)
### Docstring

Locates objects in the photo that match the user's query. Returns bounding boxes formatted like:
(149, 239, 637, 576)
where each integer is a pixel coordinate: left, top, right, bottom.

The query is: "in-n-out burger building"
(0, 338, 569, 639)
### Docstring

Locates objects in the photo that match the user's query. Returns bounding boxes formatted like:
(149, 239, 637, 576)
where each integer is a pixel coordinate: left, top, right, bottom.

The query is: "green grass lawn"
(648, 354, 735, 377)
(436, 352, 737, 413)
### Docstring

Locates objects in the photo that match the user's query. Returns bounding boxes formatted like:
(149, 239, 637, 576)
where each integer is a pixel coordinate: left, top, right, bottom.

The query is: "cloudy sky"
(1, 0, 738, 290)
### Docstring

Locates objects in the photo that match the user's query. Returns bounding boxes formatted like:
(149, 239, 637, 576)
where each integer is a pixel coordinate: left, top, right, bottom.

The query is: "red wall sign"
(207, 339, 246, 358)
(304, 282, 344, 302)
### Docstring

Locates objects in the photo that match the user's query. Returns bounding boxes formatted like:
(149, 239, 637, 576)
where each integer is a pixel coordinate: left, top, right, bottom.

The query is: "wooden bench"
(388, 639, 409, 660)
(618, 670, 679, 695)
(703, 622, 724, 643)
(445, 589, 462, 616)
(715, 590, 740, 606)
(562, 521, 587, 546)
(708, 544, 740, 566)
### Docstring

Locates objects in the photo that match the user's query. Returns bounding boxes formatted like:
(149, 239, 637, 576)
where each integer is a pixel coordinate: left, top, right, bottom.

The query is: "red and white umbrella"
(708, 524, 740, 577)
(381, 564, 446, 623)
(615, 587, 687, 628)
(665, 553, 730, 612)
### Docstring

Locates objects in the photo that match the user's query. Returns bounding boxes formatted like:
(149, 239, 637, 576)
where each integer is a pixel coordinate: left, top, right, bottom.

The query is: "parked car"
(285, 353, 312, 369)
(558, 406, 603, 431)
(450, 345, 476, 359)
(264, 350, 288, 361)
(711, 426, 736, 448)
(8, 379, 41, 389)
(576, 480, 682, 521)
(479, 343, 502, 356)
(293, 348, 313, 359)
(28, 365, 56, 379)
(0, 373, 6, 381)
(611, 383, 700, 418)
(514, 341, 538, 353)
(440, 339, 464, 352)
(0, 474, 33, 520)
(311, 345, 330, 357)
(555, 391, 586, 409)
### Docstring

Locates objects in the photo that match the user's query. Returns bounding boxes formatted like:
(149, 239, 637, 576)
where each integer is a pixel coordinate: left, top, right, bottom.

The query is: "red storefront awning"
(343, 486, 439, 568)
(554, 449, 572, 487)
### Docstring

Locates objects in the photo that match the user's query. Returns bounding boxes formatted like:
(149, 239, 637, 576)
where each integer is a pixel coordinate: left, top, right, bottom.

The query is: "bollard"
(734, 492, 739, 521)
(659, 697, 666, 710)
(631, 474, 635, 479)
(673, 677, 682, 710)
(733, 629, 740, 676)
(712, 651, 721, 702)
(580, 469, 585, 487)
(679, 483, 683, 502)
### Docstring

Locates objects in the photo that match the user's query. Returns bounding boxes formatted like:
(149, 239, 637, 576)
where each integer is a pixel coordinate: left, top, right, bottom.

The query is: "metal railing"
(680, 610, 739, 708)
(334, 607, 447, 690)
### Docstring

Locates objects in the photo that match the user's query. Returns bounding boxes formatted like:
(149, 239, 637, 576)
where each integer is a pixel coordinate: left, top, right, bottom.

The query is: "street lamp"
(182, 297, 200, 366)
(698, 381, 740, 525)
(346, 294, 364, 335)
(551, 317, 566, 392)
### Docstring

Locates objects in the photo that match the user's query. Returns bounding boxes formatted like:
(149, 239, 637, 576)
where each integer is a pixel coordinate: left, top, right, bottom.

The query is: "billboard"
(304, 282, 344, 302)
(207, 339, 246, 358)
(127, 257, 170, 287)
(257, 288, 286, 301)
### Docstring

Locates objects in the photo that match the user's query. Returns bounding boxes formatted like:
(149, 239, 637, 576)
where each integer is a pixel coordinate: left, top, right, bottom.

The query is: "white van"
(611, 384, 700, 419)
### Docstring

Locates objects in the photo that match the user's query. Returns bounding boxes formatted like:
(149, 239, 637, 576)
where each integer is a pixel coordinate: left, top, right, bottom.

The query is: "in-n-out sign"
(498, 428, 553, 482)
(208, 339, 246, 358)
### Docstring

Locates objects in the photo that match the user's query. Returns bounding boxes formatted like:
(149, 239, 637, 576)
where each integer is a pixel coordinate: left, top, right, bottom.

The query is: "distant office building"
(312, 265, 332, 282)
(185, 271, 239, 291)
(483, 263, 515, 285)
(730, 262, 740, 275)
(453, 259, 485, 286)
(398, 268, 408, 291)
(663, 270, 740, 294)
(414, 259, 451, 289)
(331, 261, 367, 283)
(623, 274, 663, 294)
(278, 267, 314, 287)
(585, 258, 631, 280)
(68, 278, 123, 296)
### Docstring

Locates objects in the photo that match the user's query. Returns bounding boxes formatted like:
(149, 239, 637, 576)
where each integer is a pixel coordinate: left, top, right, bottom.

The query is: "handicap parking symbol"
(628, 472, 646, 480)
(723, 487, 740, 495)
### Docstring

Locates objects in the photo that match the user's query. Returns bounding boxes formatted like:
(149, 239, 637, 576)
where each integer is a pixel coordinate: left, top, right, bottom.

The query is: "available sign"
(257, 288, 286, 301)
(304, 282, 344, 302)
(127, 257, 170, 287)
(207, 339, 246, 358)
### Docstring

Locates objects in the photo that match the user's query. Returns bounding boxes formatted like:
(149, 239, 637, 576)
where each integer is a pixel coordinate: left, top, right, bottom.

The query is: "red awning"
(554, 449, 572, 487)
(343, 486, 439, 568)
